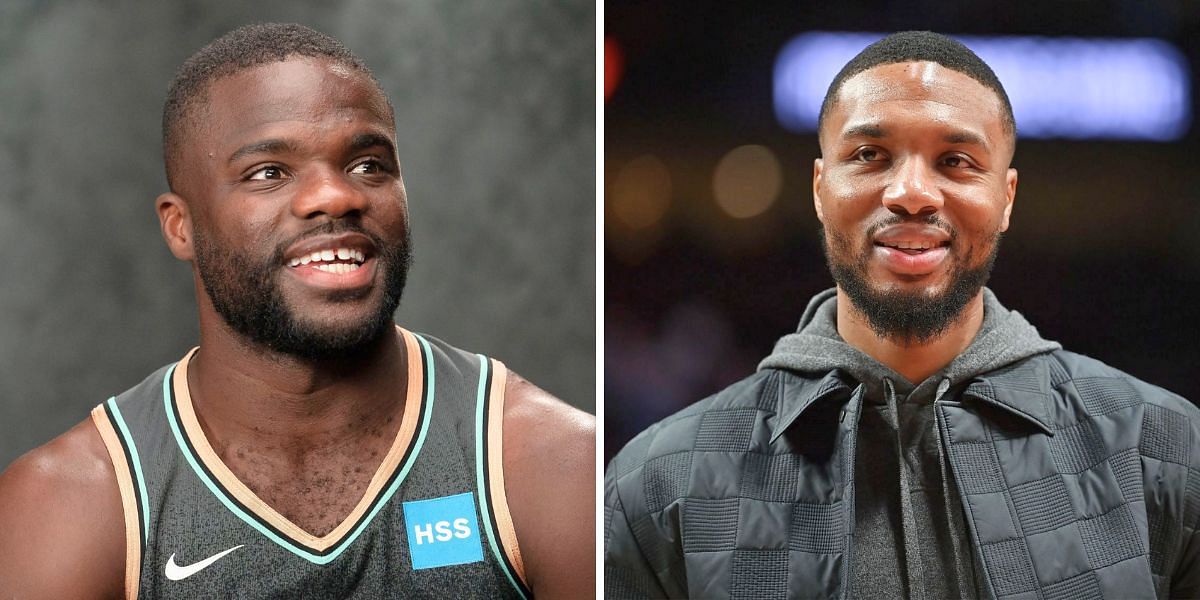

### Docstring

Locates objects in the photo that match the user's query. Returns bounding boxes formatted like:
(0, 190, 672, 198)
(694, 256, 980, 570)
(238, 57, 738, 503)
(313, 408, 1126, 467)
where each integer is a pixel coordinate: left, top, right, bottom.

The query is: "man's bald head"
(817, 31, 1016, 146)
(161, 22, 391, 192)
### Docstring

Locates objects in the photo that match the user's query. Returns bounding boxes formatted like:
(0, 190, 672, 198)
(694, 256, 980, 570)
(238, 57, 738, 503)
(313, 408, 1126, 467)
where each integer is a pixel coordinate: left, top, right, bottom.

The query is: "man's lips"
(282, 232, 379, 291)
(873, 245, 949, 275)
(283, 232, 377, 264)
(871, 224, 952, 276)
(872, 224, 951, 249)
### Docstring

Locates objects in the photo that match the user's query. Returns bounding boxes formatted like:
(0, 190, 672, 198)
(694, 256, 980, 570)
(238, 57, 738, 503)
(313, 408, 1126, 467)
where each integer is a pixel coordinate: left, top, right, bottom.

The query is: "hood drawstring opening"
(886, 377, 928, 600)
(934, 377, 971, 599)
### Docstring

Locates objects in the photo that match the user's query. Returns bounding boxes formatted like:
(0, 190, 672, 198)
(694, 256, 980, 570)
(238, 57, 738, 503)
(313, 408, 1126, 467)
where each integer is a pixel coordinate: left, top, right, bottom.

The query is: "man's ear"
(813, 158, 826, 223)
(1000, 167, 1018, 232)
(157, 192, 194, 261)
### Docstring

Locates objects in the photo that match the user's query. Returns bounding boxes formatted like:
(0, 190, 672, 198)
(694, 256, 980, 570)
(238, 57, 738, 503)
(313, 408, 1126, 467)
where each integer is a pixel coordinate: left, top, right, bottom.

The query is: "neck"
(187, 312, 407, 452)
(835, 287, 985, 385)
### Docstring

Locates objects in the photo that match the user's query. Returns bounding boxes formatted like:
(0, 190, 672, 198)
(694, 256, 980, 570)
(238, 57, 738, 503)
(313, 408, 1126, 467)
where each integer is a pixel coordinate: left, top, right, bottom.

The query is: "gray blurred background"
(0, 0, 595, 468)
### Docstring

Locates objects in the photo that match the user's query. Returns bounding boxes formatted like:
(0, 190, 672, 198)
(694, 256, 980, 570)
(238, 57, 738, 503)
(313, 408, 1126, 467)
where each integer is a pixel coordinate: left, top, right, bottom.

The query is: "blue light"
(773, 32, 1192, 141)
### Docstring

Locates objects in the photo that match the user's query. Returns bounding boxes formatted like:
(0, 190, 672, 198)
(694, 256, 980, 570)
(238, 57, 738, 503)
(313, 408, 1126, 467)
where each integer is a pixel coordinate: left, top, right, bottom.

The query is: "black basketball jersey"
(91, 328, 531, 599)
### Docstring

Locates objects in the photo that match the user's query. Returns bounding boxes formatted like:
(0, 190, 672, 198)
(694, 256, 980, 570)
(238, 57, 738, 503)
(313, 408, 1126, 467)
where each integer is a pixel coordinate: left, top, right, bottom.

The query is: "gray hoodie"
(760, 288, 1061, 599)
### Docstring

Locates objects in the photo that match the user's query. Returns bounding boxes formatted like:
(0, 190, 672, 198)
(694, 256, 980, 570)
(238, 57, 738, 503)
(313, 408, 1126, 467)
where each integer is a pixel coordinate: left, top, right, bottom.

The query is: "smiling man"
(604, 31, 1200, 598)
(0, 24, 593, 599)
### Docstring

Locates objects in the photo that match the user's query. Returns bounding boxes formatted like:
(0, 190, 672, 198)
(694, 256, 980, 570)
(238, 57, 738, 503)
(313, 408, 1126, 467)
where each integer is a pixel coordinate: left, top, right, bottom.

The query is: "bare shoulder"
(502, 370, 596, 599)
(0, 418, 125, 599)
(503, 370, 595, 460)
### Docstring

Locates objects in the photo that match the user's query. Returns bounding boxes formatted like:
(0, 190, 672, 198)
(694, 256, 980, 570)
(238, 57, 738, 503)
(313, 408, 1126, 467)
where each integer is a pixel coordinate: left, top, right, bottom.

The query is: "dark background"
(605, 1, 1200, 463)
(0, 0, 595, 469)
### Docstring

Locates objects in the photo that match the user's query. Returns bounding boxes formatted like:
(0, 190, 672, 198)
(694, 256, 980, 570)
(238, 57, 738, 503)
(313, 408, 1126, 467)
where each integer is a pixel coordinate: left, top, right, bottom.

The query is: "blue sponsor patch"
(402, 492, 484, 570)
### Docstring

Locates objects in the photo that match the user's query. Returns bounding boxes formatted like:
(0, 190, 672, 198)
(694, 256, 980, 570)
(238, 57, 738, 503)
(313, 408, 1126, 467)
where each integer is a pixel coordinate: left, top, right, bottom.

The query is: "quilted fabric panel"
(682, 497, 740, 553)
(1043, 570, 1102, 600)
(643, 451, 692, 512)
(953, 442, 1008, 495)
(1078, 504, 1145, 568)
(1024, 523, 1091, 586)
(1141, 404, 1190, 466)
(740, 453, 804, 502)
(1108, 447, 1143, 503)
(1049, 419, 1108, 474)
(981, 538, 1040, 596)
(1011, 475, 1075, 535)
(695, 409, 759, 452)
(729, 549, 788, 600)
(966, 491, 1021, 544)
(735, 498, 790, 549)
(788, 502, 843, 554)
(1074, 377, 1141, 417)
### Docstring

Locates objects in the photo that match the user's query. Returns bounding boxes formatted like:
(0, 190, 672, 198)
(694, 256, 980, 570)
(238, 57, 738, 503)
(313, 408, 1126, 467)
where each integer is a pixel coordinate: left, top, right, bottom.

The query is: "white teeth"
(886, 241, 933, 250)
(313, 263, 361, 274)
(290, 247, 368, 267)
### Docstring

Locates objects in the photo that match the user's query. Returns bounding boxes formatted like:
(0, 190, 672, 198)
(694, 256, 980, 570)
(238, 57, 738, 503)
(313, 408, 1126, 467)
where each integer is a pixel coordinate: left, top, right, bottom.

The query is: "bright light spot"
(712, 145, 782, 219)
(774, 32, 1192, 140)
(610, 155, 672, 229)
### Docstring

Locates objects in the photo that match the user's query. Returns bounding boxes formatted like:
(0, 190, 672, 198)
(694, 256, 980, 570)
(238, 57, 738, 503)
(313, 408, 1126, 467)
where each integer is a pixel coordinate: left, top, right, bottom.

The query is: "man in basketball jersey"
(0, 23, 594, 599)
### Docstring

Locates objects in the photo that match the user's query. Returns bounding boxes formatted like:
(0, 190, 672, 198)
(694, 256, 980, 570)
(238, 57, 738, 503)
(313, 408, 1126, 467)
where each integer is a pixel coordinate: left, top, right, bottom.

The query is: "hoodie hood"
(758, 287, 1061, 394)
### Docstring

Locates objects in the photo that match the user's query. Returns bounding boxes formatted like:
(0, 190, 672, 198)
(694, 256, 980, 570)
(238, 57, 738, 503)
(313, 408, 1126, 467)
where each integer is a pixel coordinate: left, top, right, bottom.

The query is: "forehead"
(825, 61, 1007, 144)
(199, 57, 393, 149)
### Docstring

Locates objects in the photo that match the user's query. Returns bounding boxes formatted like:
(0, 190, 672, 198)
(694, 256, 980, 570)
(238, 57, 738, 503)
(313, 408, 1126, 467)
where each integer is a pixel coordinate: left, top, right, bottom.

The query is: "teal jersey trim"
(107, 396, 150, 543)
(162, 334, 437, 564)
(474, 355, 531, 599)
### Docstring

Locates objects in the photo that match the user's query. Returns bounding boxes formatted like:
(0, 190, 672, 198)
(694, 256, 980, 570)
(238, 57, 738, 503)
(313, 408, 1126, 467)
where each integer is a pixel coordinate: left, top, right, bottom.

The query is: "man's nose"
(882, 158, 942, 217)
(291, 169, 368, 219)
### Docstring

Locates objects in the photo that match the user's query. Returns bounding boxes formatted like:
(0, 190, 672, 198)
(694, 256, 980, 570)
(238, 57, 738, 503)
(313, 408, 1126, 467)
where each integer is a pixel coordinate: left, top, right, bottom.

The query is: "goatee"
(821, 219, 999, 344)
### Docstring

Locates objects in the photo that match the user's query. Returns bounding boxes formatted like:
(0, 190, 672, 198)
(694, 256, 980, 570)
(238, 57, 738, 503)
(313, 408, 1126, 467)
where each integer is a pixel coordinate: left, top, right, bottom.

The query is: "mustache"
(270, 221, 390, 264)
(864, 213, 958, 242)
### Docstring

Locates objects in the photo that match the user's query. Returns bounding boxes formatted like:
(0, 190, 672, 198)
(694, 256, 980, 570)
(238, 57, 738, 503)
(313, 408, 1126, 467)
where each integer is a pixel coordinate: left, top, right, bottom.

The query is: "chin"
(873, 273, 952, 297)
(271, 317, 393, 360)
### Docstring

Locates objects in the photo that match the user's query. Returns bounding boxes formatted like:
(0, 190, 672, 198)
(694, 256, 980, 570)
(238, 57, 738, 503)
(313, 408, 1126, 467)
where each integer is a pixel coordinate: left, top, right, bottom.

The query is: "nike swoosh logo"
(164, 545, 244, 581)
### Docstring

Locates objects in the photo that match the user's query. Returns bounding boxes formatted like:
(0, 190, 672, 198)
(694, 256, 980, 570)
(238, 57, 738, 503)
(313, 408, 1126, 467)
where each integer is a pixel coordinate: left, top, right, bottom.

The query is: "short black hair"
(817, 31, 1015, 142)
(162, 23, 387, 191)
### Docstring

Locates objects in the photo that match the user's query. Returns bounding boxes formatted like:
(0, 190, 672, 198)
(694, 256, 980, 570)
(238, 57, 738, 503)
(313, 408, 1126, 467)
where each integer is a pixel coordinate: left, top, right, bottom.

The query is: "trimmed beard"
(193, 222, 412, 361)
(821, 220, 999, 344)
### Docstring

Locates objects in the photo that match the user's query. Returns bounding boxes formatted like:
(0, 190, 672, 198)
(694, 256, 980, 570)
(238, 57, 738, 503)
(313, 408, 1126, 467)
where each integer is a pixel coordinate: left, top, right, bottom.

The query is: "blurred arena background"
(605, 1, 1200, 462)
(0, 0, 594, 469)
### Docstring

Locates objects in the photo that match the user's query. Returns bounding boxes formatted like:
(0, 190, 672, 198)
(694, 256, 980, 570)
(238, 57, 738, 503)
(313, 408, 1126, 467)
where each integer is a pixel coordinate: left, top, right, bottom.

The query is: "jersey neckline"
(162, 327, 436, 563)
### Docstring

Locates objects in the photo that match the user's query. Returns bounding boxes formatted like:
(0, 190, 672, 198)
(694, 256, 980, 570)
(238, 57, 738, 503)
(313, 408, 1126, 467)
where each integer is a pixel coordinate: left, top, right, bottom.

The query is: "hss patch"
(402, 492, 485, 570)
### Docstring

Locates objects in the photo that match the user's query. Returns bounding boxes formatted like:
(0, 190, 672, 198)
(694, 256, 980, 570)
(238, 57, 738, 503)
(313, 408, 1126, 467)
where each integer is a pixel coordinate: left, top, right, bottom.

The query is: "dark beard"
(821, 221, 999, 344)
(193, 222, 412, 361)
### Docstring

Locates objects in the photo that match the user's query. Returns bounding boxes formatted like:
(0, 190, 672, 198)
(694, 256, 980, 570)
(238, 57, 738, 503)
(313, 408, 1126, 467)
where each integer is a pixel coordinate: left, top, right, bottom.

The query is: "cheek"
(965, 201, 1009, 237)
(203, 201, 286, 261)
(946, 183, 1009, 229)
(375, 186, 410, 228)
(224, 192, 288, 229)
(820, 178, 878, 229)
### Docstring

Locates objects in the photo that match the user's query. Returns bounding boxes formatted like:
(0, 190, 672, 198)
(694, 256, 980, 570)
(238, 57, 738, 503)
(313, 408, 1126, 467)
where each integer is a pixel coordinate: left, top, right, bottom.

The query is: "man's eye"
(942, 155, 971, 169)
(349, 160, 383, 175)
(854, 148, 884, 162)
(247, 166, 285, 181)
